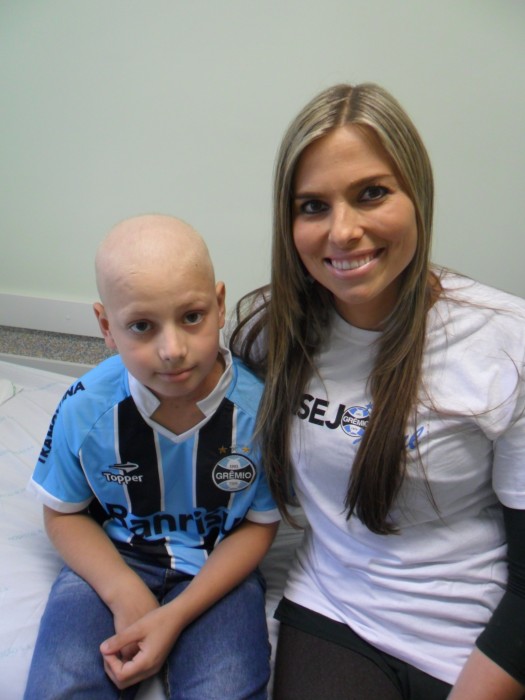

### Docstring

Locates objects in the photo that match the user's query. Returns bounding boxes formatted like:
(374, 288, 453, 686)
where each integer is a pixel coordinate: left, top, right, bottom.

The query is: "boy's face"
(95, 264, 226, 407)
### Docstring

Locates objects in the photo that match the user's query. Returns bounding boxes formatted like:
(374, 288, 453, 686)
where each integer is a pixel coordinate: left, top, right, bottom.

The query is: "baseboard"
(0, 352, 91, 378)
(0, 294, 98, 337)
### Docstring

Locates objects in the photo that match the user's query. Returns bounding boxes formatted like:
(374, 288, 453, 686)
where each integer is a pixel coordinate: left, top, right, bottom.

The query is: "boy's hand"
(109, 582, 160, 663)
(100, 605, 182, 689)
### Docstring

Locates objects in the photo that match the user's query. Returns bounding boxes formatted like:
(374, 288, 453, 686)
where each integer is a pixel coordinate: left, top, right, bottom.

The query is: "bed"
(0, 358, 302, 699)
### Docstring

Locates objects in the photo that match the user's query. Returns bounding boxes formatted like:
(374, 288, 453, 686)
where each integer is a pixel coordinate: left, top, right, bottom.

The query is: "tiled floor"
(0, 325, 114, 365)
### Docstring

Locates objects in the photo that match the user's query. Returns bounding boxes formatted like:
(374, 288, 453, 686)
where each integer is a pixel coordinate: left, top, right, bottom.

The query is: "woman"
(231, 84, 525, 699)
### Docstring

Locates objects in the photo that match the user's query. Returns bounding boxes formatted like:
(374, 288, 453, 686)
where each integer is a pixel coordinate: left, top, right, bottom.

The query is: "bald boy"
(26, 215, 279, 700)
(94, 216, 226, 435)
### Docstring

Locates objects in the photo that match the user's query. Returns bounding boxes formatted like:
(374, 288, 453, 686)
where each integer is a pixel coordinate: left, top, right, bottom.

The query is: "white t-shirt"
(284, 273, 525, 684)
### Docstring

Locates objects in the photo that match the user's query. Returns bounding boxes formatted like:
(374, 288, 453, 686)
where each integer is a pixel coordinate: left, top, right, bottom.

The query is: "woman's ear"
(93, 302, 117, 350)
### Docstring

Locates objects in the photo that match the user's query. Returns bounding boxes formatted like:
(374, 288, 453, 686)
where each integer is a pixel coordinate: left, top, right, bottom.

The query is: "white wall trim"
(0, 353, 91, 377)
(0, 294, 99, 337)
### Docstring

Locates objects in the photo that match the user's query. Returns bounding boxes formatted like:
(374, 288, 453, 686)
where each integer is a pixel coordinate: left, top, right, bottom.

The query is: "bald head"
(95, 214, 215, 307)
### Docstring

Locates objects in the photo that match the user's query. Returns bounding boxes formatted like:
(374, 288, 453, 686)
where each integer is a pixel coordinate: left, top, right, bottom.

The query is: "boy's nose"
(158, 328, 186, 362)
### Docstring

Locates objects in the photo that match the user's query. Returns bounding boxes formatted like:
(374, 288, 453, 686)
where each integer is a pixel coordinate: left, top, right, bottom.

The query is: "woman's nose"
(328, 204, 364, 246)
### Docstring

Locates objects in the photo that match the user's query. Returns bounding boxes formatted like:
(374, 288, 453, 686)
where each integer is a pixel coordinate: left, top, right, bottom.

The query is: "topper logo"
(102, 462, 144, 485)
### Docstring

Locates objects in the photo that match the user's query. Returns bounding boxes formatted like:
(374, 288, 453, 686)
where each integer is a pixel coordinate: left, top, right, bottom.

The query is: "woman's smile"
(326, 250, 382, 273)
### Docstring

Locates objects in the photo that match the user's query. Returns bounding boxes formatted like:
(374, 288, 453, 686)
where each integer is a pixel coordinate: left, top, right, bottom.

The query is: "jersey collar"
(127, 332, 233, 421)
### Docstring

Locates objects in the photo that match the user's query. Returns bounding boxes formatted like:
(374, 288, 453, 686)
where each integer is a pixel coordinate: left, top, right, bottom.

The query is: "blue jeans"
(24, 557, 271, 700)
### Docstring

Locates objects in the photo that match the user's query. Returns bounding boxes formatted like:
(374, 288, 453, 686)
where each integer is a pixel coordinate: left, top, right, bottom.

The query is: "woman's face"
(292, 125, 418, 329)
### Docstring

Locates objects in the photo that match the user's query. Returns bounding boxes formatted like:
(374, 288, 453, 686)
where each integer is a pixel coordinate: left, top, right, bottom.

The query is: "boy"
(25, 215, 280, 699)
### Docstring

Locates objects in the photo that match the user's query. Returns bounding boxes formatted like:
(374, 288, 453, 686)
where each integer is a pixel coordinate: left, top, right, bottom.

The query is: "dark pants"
(273, 599, 452, 700)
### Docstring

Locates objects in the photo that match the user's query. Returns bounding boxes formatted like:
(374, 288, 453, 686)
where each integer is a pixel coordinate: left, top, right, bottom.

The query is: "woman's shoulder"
(436, 269, 525, 313)
(424, 270, 525, 429)
(429, 269, 525, 355)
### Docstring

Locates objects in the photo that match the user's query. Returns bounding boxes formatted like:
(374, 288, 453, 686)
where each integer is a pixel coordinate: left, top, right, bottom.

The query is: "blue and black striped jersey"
(29, 352, 279, 575)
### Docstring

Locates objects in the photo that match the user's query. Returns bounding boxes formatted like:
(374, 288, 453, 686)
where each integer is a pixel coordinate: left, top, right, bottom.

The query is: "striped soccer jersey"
(29, 352, 279, 575)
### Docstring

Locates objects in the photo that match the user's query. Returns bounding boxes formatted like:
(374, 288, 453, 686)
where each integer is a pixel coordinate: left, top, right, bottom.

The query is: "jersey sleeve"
(27, 379, 95, 513)
(244, 448, 280, 524)
(228, 357, 280, 524)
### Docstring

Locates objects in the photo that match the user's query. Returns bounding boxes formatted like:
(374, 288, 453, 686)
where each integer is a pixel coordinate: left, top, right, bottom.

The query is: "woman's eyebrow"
(294, 173, 395, 199)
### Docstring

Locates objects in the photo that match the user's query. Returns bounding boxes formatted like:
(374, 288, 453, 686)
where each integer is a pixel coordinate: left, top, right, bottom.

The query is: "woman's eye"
(184, 312, 203, 326)
(299, 199, 328, 215)
(360, 185, 388, 202)
(129, 321, 151, 334)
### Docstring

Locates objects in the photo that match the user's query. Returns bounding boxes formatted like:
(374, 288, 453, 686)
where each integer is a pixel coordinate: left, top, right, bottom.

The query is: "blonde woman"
(231, 84, 525, 700)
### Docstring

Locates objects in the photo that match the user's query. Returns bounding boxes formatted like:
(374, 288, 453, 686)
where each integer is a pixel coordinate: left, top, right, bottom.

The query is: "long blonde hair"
(232, 83, 436, 534)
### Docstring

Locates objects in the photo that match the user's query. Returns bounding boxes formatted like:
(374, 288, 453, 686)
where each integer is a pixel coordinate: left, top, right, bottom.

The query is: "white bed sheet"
(0, 359, 302, 700)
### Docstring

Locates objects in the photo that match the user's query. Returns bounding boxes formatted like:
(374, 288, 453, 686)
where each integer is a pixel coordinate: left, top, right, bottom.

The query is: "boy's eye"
(184, 312, 203, 326)
(360, 185, 388, 202)
(298, 199, 328, 215)
(129, 321, 151, 334)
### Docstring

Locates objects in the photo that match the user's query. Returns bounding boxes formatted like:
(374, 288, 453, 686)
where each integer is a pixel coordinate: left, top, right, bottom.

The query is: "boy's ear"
(215, 281, 226, 329)
(93, 302, 117, 350)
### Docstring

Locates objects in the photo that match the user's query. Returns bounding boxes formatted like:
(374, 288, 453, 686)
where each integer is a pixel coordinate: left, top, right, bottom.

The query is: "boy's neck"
(151, 355, 225, 435)
(152, 401, 207, 435)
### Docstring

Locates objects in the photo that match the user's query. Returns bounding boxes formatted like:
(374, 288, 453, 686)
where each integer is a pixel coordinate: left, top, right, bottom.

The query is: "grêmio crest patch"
(212, 454, 256, 492)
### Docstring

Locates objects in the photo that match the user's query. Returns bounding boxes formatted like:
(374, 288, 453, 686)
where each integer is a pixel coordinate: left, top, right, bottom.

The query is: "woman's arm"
(100, 518, 279, 689)
(448, 648, 524, 700)
(448, 506, 525, 700)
